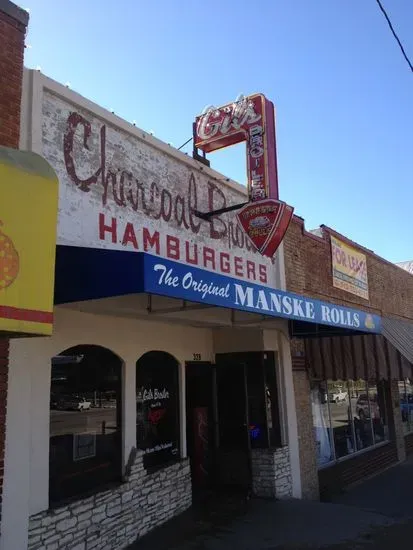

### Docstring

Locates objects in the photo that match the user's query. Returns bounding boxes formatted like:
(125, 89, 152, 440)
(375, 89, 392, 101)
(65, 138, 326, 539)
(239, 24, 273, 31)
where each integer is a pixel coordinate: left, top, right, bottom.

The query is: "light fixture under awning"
(382, 317, 413, 365)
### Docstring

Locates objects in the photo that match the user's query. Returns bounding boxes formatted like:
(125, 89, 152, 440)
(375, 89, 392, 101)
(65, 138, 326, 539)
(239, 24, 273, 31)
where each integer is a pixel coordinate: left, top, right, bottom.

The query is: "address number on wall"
(192, 353, 202, 361)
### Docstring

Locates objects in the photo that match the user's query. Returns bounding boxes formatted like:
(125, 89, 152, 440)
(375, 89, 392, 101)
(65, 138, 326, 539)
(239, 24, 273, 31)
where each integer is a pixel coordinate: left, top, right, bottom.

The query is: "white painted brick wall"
(40, 89, 281, 289)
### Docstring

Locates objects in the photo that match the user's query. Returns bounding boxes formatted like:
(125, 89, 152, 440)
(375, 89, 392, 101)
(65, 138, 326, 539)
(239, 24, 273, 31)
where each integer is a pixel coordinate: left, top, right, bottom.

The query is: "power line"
(375, 0, 413, 73)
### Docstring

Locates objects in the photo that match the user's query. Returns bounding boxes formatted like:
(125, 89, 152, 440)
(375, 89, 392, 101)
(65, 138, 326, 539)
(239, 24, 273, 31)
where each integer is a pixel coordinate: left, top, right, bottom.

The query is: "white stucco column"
(263, 328, 302, 498)
(123, 355, 137, 468)
(178, 361, 187, 459)
(1, 340, 32, 550)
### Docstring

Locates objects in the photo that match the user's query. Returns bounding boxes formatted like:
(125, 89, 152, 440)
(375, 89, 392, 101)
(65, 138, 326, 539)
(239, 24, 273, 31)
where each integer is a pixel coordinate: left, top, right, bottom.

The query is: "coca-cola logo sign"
(194, 94, 294, 259)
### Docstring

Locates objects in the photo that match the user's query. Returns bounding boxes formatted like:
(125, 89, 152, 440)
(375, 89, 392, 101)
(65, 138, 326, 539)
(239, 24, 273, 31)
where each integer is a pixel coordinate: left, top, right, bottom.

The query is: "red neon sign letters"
(194, 94, 293, 258)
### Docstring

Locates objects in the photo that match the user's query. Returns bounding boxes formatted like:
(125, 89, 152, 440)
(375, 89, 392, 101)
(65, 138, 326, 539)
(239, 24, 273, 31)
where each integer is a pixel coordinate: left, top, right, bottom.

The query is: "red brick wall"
(0, 0, 29, 523)
(292, 370, 319, 499)
(285, 216, 413, 499)
(284, 217, 413, 320)
(0, 3, 27, 148)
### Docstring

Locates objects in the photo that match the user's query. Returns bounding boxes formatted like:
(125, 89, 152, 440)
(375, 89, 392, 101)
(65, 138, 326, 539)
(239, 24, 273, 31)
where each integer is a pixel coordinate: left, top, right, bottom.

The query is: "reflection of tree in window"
(49, 345, 122, 504)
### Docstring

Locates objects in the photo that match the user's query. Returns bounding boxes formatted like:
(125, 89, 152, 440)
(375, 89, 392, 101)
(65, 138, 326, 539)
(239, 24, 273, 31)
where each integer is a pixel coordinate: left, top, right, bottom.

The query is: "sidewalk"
(128, 457, 413, 549)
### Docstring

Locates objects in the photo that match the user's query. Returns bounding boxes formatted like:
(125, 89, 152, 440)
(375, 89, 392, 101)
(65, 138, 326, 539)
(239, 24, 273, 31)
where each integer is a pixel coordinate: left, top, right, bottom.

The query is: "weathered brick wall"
(0, 1, 28, 149)
(292, 369, 319, 499)
(291, 339, 319, 499)
(286, 217, 413, 499)
(0, 0, 29, 525)
(284, 217, 413, 320)
(389, 380, 406, 463)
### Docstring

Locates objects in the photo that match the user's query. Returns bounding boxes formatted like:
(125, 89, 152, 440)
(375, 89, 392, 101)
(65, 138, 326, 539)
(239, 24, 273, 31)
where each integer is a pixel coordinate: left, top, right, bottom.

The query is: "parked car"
(356, 393, 380, 420)
(330, 388, 347, 403)
(56, 396, 92, 412)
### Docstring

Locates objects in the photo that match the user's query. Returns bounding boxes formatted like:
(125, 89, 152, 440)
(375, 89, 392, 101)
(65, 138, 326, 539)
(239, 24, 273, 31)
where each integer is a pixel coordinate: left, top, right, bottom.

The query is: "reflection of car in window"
(330, 387, 347, 404)
(356, 394, 379, 420)
(56, 396, 91, 411)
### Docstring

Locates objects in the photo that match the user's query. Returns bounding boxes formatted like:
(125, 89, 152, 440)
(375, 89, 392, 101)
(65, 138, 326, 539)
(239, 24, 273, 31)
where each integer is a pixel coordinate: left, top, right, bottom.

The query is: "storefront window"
(369, 381, 388, 443)
(398, 379, 413, 434)
(328, 380, 355, 459)
(352, 380, 374, 450)
(312, 379, 389, 468)
(49, 345, 122, 504)
(136, 351, 180, 469)
(311, 381, 334, 465)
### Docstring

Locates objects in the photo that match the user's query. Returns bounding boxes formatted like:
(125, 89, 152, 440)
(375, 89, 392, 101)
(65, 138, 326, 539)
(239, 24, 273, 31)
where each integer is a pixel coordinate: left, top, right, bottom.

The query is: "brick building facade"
(0, 0, 27, 150)
(284, 216, 413, 499)
(0, 0, 29, 522)
(284, 217, 413, 319)
(1, 1, 412, 546)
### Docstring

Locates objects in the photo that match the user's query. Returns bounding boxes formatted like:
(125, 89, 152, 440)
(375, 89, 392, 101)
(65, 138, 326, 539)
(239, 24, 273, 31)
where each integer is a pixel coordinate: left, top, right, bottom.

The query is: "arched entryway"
(49, 345, 122, 504)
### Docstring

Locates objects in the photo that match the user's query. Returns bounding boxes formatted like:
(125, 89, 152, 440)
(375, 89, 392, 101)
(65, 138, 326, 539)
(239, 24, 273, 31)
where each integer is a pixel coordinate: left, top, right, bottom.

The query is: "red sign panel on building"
(194, 94, 293, 258)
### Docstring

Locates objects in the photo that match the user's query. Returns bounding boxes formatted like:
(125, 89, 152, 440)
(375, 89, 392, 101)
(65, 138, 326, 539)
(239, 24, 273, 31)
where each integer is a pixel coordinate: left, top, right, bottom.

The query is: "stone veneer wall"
(28, 452, 191, 550)
(251, 447, 292, 499)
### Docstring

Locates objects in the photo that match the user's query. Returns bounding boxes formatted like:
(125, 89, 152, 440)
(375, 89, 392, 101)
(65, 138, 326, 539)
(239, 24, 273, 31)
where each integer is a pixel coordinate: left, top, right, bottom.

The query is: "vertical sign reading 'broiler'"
(0, 147, 59, 335)
(194, 94, 293, 258)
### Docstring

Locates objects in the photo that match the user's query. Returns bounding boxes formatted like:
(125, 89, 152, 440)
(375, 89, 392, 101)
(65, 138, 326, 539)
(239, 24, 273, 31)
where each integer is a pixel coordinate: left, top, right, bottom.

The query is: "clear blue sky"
(22, 0, 413, 263)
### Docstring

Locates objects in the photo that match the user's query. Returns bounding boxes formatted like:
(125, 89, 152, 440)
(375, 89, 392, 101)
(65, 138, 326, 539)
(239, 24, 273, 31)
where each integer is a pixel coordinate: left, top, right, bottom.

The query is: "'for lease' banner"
(331, 235, 369, 301)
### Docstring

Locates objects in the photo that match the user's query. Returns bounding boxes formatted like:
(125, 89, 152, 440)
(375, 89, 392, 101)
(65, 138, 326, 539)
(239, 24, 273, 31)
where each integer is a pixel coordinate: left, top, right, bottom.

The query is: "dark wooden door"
(215, 353, 251, 491)
(186, 362, 214, 492)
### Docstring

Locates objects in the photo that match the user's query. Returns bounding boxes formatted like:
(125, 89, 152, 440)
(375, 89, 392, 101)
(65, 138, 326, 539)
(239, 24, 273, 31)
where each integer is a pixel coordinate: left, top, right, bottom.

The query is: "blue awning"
(54, 246, 381, 335)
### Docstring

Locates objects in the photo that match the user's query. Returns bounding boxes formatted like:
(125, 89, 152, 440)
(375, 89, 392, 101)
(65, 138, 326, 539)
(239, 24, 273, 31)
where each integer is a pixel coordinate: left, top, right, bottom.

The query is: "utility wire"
(375, 0, 413, 73)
